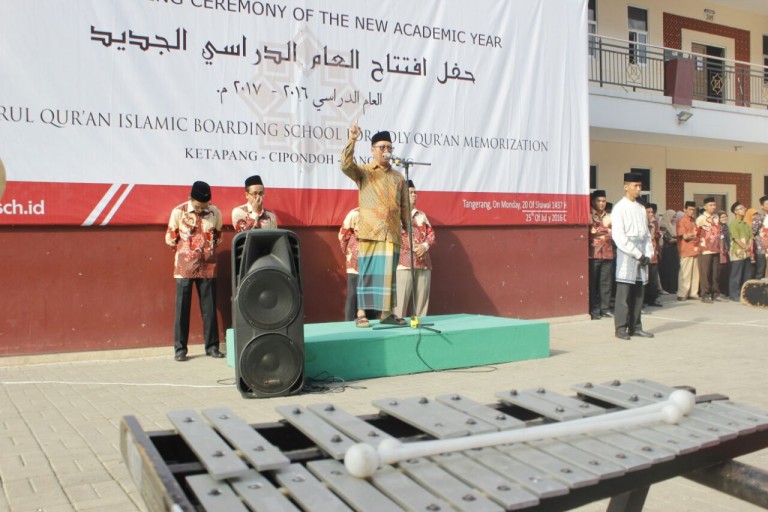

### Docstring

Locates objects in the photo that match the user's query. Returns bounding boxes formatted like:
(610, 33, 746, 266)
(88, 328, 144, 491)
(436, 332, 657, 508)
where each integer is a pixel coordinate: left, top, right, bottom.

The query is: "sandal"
(355, 316, 371, 328)
(380, 314, 406, 326)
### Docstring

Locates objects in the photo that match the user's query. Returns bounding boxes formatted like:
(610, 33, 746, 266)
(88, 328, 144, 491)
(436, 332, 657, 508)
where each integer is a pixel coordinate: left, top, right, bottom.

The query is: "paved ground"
(1, 294, 767, 511)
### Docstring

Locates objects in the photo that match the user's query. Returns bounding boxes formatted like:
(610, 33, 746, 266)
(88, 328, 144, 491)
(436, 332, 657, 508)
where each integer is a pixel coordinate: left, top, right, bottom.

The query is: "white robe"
(611, 197, 653, 284)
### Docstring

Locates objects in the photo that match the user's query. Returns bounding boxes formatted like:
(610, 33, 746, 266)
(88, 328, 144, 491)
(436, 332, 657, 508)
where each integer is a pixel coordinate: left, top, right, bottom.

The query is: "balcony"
(589, 35, 768, 109)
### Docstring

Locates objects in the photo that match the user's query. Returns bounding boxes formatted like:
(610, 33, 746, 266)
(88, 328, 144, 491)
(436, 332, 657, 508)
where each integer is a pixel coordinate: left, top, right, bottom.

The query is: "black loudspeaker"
(232, 229, 304, 398)
(741, 279, 768, 308)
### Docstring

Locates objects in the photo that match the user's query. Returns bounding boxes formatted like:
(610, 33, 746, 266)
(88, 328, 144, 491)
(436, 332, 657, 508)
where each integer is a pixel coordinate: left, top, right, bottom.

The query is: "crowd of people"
(590, 181, 768, 340)
(162, 127, 768, 355)
(163, 123, 437, 360)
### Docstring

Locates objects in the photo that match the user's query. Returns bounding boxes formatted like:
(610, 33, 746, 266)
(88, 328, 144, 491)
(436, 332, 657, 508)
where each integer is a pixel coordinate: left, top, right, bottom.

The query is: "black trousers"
(174, 278, 219, 355)
(756, 254, 767, 280)
(589, 258, 613, 315)
(697, 253, 721, 298)
(614, 280, 645, 333)
(644, 263, 659, 304)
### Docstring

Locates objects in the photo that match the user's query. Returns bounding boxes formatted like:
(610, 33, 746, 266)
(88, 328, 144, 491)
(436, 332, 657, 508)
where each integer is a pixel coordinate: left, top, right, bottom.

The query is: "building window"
(764, 175, 768, 195)
(628, 6, 648, 65)
(630, 167, 651, 192)
(588, 0, 597, 58)
(763, 36, 768, 83)
(590, 165, 597, 189)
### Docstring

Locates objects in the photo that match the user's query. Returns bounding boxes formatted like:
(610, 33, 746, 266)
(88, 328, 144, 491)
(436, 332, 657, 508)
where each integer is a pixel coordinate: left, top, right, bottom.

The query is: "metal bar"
(685, 460, 768, 509)
(166, 410, 249, 480)
(202, 407, 290, 471)
(186, 473, 250, 511)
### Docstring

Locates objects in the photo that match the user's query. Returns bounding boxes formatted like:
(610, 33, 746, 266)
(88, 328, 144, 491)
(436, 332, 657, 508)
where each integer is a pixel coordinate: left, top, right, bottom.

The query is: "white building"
(588, 0, 768, 212)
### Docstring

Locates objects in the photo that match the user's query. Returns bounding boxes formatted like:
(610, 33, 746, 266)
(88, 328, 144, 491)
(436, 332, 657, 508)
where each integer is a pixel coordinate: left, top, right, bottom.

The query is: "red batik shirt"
(677, 215, 700, 257)
(397, 209, 436, 270)
(165, 201, 223, 279)
(589, 209, 614, 259)
(649, 218, 661, 264)
(696, 212, 722, 255)
(232, 203, 278, 232)
(338, 208, 360, 273)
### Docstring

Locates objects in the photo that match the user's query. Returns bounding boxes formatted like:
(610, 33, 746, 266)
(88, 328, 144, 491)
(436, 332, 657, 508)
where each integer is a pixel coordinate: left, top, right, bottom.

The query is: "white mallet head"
(344, 443, 380, 478)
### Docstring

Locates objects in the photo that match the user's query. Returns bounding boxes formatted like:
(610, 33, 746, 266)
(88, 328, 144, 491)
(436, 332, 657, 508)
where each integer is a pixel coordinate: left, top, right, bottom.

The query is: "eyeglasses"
(373, 145, 394, 151)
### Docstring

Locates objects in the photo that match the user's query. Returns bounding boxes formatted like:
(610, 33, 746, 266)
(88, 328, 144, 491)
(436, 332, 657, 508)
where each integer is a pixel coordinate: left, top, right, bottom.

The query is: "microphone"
(384, 152, 404, 166)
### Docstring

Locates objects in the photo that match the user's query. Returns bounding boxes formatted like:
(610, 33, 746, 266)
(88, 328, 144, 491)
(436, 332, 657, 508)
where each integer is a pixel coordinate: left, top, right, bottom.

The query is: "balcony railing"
(589, 35, 768, 109)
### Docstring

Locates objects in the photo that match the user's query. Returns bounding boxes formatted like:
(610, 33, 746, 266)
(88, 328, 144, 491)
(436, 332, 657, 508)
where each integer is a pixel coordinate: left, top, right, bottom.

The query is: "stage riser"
(229, 314, 549, 381)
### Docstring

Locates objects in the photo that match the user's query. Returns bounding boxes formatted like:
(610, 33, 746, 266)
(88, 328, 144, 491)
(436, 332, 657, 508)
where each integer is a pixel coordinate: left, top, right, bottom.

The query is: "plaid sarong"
(357, 240, 399, 312)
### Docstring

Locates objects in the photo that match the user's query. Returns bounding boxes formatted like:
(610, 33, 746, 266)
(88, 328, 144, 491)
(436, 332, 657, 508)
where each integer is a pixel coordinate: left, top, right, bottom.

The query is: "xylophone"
(120, 379, 768, 511)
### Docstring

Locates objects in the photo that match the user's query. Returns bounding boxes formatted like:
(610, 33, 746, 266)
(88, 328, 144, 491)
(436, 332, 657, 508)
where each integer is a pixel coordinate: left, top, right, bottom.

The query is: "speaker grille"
(237, 268, 301, 330)
(239, 333, 303, 396)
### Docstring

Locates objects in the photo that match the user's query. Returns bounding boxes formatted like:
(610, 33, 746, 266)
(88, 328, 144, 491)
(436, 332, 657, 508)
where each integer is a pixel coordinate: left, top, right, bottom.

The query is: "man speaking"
(341, 122, 409, 327)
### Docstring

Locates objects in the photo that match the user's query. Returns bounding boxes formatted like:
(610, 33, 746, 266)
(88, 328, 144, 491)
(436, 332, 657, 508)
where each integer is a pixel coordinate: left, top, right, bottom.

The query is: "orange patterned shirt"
(677, 215, 700, 258)
(340, 139, 409, 244)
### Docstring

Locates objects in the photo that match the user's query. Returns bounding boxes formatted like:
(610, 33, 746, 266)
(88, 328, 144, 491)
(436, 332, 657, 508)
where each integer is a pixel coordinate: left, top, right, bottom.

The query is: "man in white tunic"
(611, 173, 655, 340)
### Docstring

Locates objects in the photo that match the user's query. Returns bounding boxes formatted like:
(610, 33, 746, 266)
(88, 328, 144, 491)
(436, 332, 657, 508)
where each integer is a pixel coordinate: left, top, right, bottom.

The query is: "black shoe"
(206, 348, 225, 358)
(648, 301, 663, 307)
(631, 329, 655, 338)
(615, 328, 630, 341)
(601, 311, 614, 318)
(175, 353, 187, 362)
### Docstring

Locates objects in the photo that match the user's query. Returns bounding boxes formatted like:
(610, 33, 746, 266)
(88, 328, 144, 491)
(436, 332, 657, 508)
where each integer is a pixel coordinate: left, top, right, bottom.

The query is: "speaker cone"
(237, 268, 301, 330)
(239, 333, 303, 396)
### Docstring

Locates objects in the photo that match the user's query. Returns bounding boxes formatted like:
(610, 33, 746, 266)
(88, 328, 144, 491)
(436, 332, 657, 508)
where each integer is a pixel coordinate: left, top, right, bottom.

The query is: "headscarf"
(718, 211, 730, 235)
(659, 209, 677, 237)
(745, 208, 757, 226)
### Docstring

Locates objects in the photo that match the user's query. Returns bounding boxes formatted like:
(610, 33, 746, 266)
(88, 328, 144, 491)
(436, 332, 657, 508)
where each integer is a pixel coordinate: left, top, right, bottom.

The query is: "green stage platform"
(227, 314, 549, 381)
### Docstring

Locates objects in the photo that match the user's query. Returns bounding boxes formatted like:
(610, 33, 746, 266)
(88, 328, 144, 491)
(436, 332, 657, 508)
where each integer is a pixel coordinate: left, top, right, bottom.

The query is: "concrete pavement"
(1, 294, 767, 511)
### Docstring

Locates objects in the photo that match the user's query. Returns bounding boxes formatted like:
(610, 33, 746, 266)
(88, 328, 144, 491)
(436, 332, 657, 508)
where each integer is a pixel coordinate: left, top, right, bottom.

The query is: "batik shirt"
(232, 203, 278, 232)
(696, 212, 722, 255)
(589, 209, 614, 259)
(677, 215, 700, 258)
(338, 208, 360, 274)
(752, 211, 768, 256)
(165, 201, 223, 279)
(649, 217, 661, 264)
(340, 139, 409, 244)
(397, 209, 436, 270)
(730, 218, 753, 261)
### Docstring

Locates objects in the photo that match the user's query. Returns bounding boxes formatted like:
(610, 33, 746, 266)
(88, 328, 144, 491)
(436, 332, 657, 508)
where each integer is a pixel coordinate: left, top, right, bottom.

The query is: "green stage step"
(228, 314, 550, 381)
(305, 314, 549, 381)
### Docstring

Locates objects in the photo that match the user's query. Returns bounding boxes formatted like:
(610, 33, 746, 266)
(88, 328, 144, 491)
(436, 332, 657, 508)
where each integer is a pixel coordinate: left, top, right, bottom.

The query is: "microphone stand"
(374, 157, 441, 334)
